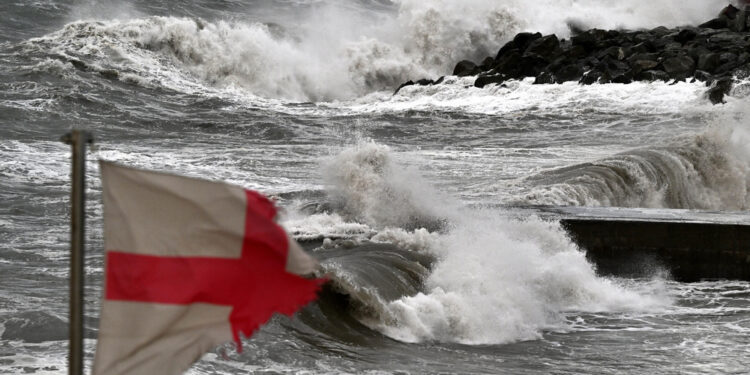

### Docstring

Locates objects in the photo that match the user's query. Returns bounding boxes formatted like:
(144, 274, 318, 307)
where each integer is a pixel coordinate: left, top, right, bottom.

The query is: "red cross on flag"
(93, 161, 324, 375)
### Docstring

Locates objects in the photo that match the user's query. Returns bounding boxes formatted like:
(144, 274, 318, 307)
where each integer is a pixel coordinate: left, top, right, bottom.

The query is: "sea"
(1, 0, 750, 374)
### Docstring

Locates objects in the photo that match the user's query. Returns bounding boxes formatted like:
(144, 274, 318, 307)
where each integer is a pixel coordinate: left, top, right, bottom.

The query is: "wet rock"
(732, 9, 748, 32)
(513, 32, 543, 52)
(494, 40, 519, 60)
(674, 28, 698, 44)
(720, 5, 740, 20)
(699, 18, 728, 29)
(525, 34, 561, 60)
(534, 71, 556, 84)
(479, 56, 495, 70)
(555, 64, 584, 83)
(693, 70, 712, 82)
(474, 74, 506, 88)
(707, 77, 733, 104)
(398, 8, 750, 104)
(719, 52, 738, 64)
(662, 55, 695, 79)
(453, 60, 480, 77)
(492, 50, 523, 77)
(579, 70, 602, 85)
(571, 29, 609, 51)
(631, 59, 659, 72)
(521, 52, 550, 76)
(636, 69, 670, 82)
(598, 46, 627, 60)
(393, 80, 414, 95)
(698, 53, 721, 72)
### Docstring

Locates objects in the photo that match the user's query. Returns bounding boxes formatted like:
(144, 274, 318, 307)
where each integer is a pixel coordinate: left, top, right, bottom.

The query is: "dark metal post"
(61, 130, 92, 375)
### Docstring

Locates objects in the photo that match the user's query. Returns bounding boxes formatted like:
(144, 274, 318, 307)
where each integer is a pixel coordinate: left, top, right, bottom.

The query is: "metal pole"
(61, 130, 92, 375)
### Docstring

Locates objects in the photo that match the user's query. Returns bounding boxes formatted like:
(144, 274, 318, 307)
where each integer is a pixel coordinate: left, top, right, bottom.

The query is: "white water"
(319, 142, 670, 344)
(28, 0, 727, 101)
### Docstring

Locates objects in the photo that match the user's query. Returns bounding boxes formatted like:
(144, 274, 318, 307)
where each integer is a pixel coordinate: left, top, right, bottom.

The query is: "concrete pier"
(544, 207, 750, 281)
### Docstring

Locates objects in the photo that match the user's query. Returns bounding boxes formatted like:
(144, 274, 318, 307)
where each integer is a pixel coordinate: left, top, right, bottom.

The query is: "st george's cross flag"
(93, 161, 323, 375)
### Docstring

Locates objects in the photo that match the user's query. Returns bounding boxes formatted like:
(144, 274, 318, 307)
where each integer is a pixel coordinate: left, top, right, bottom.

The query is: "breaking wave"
(19, 0, 723, 101)
(285, 142, 669, 345)
(520, 108, 750, 210)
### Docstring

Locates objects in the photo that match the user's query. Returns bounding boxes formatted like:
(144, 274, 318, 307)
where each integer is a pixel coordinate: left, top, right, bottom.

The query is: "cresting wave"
(519, 105, 750, 210)
(283, 142, 668, 345)
(21, 0, 723, 101)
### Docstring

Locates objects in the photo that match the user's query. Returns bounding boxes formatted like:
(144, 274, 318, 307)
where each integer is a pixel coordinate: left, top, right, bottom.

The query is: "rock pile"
(396, 5, 750, 104)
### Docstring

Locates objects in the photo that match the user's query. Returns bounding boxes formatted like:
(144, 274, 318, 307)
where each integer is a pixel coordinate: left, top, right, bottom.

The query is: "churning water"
(1, 0, 749, 373)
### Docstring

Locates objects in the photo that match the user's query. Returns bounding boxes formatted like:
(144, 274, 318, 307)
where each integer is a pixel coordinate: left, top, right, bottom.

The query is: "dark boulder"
(566, 44, 587, 59)
(709, 32, 744, 44)
(719, 5, 740, 20)
(697, 53, 721, 72)
(479, 56, 495, 70)
(636, 70, 670, 81)
(598, 46, 627, 60)
(492, 50, 523, 77)
(393, 80, 414, 94)
(525, 34, 562, 60)
(495, 40, 519, 60)
(571, 29, 609, 51)
(521, 52, 550, 76)
(474, 74, 507, 88)
(719, 52, 738, 64)
(597, 56, 630, 78)
(693, 70, 712, 82)
(579, 70, 602, 85)
(662, 55, 695, 79)
(453, 60, 481, 77)
(630, 41, 654, 54)
(707, 77, 733, 104)
(513, 32, 543, 52)
(688, 45, 712, 61)
(610, 70, 633, 84)
(699, 18, 728, 29)
(731, 9, 748, 32)
(534, 71, 556, 84)
(674, 29, 698, 44)
(555, 63, 585, 83)
(631, 58, 659, 72)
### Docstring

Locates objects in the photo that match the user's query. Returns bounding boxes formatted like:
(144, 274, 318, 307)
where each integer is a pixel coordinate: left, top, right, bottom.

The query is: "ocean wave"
(285, 143, 670, 345)
(17, 0, 723, 102)
(519, 107, 750, 210)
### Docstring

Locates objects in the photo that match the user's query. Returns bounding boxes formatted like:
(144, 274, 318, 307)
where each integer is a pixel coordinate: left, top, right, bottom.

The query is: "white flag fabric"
(93, 161, 322, 375)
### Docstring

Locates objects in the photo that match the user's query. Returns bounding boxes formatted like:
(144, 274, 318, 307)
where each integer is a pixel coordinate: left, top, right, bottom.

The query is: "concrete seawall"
(561, 218, 750, 282)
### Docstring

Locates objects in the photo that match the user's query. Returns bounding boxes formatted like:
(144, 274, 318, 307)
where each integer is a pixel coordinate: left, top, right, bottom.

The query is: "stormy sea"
(2, 0, 750, 373)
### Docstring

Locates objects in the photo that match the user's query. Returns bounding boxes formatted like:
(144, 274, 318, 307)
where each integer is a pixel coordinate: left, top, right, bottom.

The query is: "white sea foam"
(518, 101, 750, 210)
(322, 141, 460, 228)
(323, 142, 670, 344)
(32, 1, 725, 102)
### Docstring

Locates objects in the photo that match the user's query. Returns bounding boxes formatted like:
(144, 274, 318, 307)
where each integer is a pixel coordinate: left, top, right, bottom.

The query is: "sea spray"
(322, 142, 458, 229)
(320, 142, 669, 344)
(26, 1, 724, 101)
(520, 104, 750, 210)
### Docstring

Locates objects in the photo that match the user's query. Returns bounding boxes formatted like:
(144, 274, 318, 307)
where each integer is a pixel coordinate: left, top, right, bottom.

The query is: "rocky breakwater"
(396, 5, 750, 104)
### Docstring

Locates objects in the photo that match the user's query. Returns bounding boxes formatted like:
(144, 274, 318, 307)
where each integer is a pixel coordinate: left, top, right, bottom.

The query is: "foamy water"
(2, 0, 750, 374)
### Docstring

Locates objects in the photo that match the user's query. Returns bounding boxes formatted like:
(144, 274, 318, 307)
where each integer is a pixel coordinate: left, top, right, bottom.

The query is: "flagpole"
(62, 130, 93, 375)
